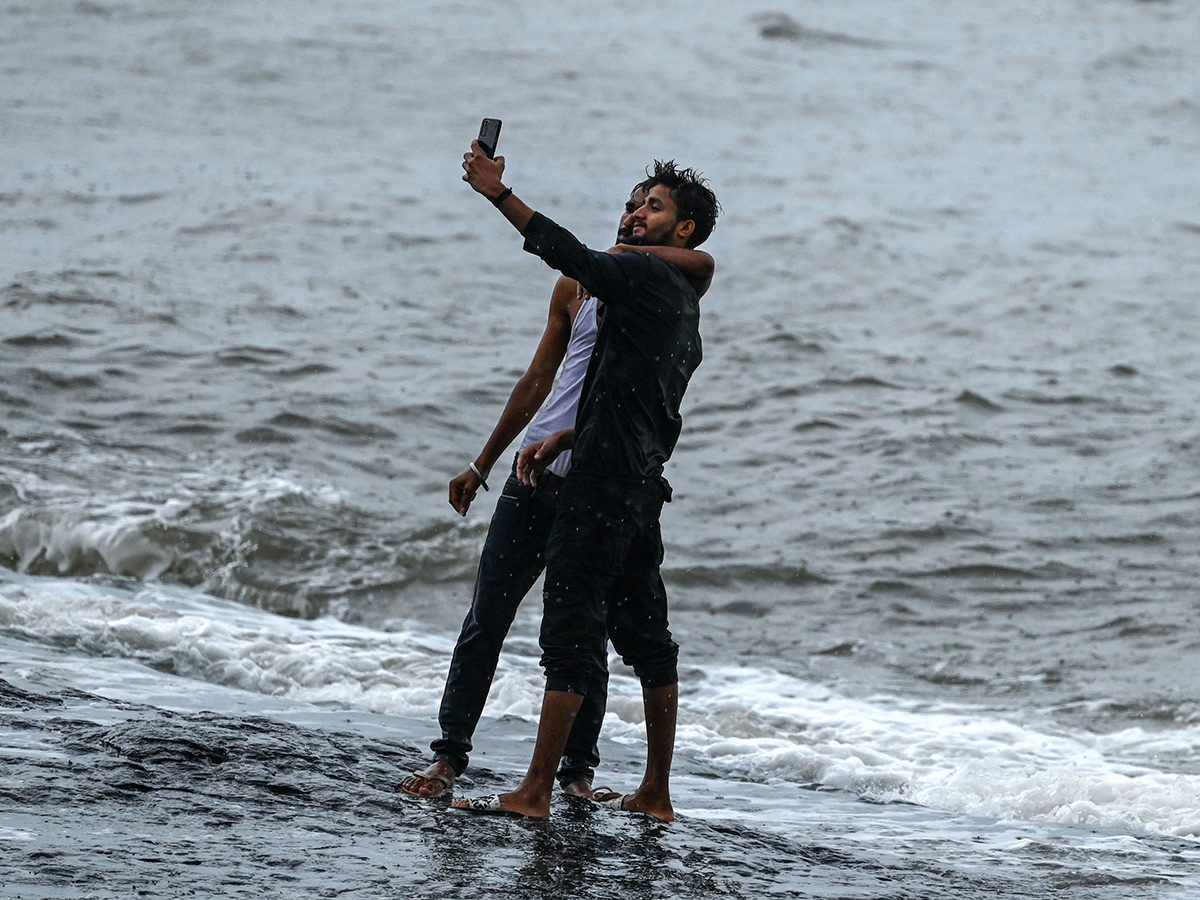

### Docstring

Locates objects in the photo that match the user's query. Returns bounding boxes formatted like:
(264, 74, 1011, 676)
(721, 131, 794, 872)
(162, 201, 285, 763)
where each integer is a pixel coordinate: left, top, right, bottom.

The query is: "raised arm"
(449, 275, 577, 515)
(461, 141, 672, 307)
(462, 141, 535, 233)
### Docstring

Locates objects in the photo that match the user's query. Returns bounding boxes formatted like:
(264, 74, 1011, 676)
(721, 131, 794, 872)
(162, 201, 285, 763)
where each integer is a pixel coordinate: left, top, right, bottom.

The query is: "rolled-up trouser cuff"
(544, 674, 594, 695)
(432, 751, 467, 777)
(557, 758, 596, 789)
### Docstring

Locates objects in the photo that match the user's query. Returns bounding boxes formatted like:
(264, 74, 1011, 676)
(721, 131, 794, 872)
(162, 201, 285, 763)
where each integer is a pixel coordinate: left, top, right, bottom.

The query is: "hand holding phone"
(477, 118, 502, 159)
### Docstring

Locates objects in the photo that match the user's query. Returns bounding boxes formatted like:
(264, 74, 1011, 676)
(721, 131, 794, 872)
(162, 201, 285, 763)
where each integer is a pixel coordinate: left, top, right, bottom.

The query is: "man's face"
(625, 184, 684, 247)
(616, 187, 647, 243)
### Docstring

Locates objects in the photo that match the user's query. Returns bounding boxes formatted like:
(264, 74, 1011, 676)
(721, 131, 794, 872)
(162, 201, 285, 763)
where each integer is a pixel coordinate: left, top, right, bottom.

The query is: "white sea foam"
(4, 572, 1195, 841)
(673, 665, 1200, 841)
(0, 574, 530, 718)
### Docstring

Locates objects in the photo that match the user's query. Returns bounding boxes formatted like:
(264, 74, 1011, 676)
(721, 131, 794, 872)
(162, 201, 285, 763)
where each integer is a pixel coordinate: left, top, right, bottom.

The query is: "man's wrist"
(468, 462, 489, 491)
(490, 186, 513, 207)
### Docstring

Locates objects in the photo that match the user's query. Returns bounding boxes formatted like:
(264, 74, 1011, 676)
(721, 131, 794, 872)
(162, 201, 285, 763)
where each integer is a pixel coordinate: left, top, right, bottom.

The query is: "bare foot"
(561, 778, 596, 798)
(591, 788, 674, 823)
(622, 790, 674, 823)
(400, 760, 456, 798)
(451, 790, 551, 819)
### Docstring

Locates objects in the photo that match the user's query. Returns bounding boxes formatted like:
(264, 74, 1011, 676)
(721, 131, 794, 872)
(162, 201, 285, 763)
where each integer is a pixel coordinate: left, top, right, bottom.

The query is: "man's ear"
(674, 218, 696, 244)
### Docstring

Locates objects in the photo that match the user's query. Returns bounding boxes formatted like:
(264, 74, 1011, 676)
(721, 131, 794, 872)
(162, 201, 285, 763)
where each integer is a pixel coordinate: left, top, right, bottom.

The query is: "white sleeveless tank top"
(518, 295, 599, 478)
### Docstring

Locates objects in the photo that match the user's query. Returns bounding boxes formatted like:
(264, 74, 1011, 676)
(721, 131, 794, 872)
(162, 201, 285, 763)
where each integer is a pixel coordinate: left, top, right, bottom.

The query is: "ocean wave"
(1, 279, 121, 310)
(0, 577, 461, 714)
(665, 562, 831, 590)
(678, 666, 1200, 841)
(0, 506, 176, 581)
(0, 471, 480, 617)
(3, 572, 1197, 843)
(752, 13, 887, 48)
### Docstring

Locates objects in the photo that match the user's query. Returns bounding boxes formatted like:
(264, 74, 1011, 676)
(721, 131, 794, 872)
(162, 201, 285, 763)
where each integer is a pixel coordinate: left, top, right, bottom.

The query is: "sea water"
(2, 1, 1199, 897)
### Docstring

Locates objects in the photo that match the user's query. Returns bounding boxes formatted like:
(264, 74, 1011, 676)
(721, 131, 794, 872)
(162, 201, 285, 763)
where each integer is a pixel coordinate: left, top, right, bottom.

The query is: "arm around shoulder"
(611, 244, 714, 296)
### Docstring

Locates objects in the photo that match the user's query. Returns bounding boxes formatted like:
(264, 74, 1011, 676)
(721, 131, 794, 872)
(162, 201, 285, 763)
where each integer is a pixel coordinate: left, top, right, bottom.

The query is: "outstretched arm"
(449, 275, 577, 515)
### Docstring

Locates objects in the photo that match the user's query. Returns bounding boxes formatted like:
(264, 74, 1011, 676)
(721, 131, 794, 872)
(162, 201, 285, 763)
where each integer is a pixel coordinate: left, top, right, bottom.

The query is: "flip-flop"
(400, 770, 453, 798)
(590, 792, 630, 810)
(450, 794, 523, 817)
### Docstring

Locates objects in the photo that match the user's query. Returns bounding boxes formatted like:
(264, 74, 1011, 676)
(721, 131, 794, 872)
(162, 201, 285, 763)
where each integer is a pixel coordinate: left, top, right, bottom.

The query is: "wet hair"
(638, 160, 721, 248)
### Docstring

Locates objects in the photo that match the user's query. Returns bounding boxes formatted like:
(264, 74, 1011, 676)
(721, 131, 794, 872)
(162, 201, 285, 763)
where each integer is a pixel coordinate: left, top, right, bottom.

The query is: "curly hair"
(638, 160, 721, 248)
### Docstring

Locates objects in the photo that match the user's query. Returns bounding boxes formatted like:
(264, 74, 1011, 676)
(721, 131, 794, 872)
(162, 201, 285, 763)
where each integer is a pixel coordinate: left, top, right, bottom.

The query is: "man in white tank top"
(402, 186, 713, 801)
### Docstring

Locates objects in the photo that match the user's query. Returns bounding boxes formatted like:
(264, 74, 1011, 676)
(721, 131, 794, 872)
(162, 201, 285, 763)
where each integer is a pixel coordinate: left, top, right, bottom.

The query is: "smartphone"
(477, 118, 502, 159)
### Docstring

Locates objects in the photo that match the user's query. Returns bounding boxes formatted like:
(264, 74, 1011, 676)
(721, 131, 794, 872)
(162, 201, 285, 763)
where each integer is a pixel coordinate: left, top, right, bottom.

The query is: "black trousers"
(540, 473, 679, 696)
(432, 467, 607, 786)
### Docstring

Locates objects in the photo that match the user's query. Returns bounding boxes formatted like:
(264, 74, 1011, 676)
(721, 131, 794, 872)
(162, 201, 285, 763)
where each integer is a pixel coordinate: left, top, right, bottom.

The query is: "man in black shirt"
(455, 144, 719, 821)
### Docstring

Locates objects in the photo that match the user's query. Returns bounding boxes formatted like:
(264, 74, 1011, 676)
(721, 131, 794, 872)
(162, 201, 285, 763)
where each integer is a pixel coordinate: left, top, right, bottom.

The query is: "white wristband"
(469, 462, 489, 491)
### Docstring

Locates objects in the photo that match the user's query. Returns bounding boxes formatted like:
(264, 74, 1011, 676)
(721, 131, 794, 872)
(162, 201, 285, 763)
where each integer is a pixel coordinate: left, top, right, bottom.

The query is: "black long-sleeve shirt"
(522, 211, 702, 497)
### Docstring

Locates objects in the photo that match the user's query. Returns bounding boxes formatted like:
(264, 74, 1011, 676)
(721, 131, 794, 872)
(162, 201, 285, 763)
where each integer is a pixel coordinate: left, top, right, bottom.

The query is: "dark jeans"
(431, 467, 608, 787)
(541, 473, 679, 696)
